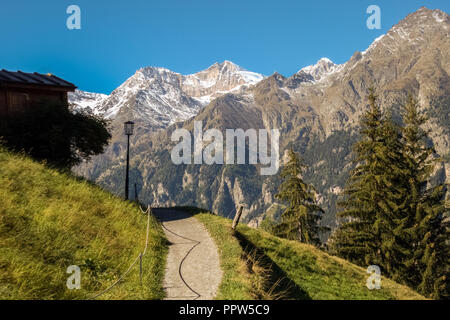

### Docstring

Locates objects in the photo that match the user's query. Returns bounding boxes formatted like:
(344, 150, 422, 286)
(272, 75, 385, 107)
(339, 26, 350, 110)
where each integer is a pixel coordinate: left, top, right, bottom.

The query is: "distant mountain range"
(70, 61, 264, 126)
(69, 7, 449, 240)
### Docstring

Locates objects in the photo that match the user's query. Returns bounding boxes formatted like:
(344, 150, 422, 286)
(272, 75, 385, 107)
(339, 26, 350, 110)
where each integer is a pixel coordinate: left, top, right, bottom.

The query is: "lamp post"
(124, 121, 134, 200)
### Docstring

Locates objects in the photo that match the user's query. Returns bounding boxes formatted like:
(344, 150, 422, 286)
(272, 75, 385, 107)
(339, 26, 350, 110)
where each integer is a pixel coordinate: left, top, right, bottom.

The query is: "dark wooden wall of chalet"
(0, 88, 68, 115)
(0, 90, 6, 115)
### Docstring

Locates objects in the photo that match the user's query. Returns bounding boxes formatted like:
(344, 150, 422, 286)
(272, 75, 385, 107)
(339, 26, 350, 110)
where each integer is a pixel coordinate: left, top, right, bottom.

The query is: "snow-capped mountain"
(299, 58, 344, 82)
(95, 67, 203, 128)
(75, 7, 449, 232)
(68, 90, 107, 115)
(284, 58, 345, 88)
(70, 61, 264, 129)
(182, 60, 264, 104)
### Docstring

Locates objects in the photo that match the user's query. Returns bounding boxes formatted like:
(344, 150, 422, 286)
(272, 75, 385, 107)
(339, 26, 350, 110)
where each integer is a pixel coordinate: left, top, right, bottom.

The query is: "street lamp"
(124, 121, 134, 200)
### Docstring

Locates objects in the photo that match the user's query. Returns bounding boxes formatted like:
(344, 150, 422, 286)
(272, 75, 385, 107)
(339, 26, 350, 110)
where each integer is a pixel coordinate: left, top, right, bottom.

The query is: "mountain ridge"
(71, 7, 449, 237)
(69, 60, 265, 123)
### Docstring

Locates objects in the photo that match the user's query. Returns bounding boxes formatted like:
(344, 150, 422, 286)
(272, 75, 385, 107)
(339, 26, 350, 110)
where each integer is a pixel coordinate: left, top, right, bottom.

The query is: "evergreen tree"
(416, 187, 449, 299)
(375, 111, 411, 279)
(330, 91, 449, 298)
(274, 148, 325, 246)
(400, 95, 449, 299)
(331, 89, 408, 269)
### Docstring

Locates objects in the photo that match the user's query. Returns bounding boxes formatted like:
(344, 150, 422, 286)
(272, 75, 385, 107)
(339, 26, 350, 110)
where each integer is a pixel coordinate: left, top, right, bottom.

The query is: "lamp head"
(124, 121, 135, 135)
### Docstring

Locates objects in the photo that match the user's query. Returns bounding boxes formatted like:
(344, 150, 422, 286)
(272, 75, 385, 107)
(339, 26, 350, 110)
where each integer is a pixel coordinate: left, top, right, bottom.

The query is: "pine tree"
(331, 89, 408, 270)
(331, 91, 448, 298)
(375, 111, 411, 280)
(400, 95, 449, 299)
(417, 187, 449, 299)
(274, 148, 325, 246)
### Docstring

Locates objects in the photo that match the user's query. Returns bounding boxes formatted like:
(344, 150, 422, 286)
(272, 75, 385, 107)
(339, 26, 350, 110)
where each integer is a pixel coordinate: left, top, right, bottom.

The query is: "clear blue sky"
(1, 0, 448, 94)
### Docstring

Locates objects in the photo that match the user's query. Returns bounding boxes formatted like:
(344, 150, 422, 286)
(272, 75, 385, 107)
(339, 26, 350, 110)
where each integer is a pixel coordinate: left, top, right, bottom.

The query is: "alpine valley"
(69, 7, 450, 241)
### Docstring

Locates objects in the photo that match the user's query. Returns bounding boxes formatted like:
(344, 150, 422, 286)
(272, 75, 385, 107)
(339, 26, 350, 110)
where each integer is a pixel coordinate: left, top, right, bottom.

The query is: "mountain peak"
(205, 60, 248, 75)
(318, 57, 334, 64)
(137, 66, 179, 78)
(298, 57, 341, 82)
(412, 6, 447, 18)
(358, 7, 449, 60)
(270, 72, 286, 80)
(182, 61, 264, 105)
(222, 60, 237, 66)
(394, 6, 448, 30)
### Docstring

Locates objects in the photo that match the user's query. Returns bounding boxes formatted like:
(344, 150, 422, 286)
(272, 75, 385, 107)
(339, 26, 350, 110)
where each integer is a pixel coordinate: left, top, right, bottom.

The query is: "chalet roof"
(0, 69, 76, 90)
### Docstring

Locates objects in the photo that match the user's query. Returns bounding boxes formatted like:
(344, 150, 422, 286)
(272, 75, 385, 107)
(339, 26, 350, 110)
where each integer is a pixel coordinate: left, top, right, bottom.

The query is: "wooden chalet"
(0, 69, 76, 115)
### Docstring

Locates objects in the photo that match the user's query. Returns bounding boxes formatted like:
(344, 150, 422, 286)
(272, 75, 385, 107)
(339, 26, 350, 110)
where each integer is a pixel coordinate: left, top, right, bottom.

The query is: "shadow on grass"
(234, 231, 311, 300)
(173, 206, 311, 300)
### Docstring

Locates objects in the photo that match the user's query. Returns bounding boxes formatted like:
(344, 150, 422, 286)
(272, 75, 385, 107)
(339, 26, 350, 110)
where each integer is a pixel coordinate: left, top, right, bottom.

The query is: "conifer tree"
(274, 148, 325, 246)
(331, 91, 448, 298)
(400, 95, 449, 299)
(416, 187, 449, 299)
(375, 111, 411, 279)
(331, 89, 408, 269)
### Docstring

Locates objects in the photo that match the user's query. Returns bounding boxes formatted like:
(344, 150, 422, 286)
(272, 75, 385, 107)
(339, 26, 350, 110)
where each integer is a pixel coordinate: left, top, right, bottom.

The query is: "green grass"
(0, 148, 167, 300)
(191, 208, 425, 300)
(193, 212, 254, 300)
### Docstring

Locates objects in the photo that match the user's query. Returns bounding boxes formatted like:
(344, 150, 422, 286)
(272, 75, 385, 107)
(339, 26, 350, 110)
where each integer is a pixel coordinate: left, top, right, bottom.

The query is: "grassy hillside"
(0, 148, 167, 300)
(192, 209, 425, 300)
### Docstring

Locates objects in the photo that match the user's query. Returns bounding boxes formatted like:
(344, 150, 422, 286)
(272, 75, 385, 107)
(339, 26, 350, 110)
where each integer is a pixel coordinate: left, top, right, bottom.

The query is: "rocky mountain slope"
(71, 7, 449, 240)
(70, 61, 264, 180)
(68, 90, 107, 115)
(69, 61, 263, 126)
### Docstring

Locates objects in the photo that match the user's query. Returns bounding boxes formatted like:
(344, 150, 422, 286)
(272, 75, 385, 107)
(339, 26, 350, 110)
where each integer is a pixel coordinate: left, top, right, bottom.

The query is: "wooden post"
(232, 206, 243, 230)
(139, 253, 143, 285)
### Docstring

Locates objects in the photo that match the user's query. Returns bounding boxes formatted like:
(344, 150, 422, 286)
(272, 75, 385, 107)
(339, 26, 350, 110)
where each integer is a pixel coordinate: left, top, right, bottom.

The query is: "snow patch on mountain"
(362, 35, 385, 55)
(182, 60, 265, 105)
(69, 61, 265, 128)
(95, 66, 203, 125)
(433, 11, 445, 23)
(68, 90, 107, 115)
(297, 58, 344, 83)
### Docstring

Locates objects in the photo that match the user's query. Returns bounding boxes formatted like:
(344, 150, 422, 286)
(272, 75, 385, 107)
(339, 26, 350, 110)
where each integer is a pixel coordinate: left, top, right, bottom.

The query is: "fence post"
(139, 253, 143, 285)
(232, 206, 244, 230)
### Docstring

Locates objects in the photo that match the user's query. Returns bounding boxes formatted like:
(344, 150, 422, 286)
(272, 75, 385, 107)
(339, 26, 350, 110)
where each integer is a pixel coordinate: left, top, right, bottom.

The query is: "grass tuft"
(0, 148, 167, 300)
(191, 208, 425, 300)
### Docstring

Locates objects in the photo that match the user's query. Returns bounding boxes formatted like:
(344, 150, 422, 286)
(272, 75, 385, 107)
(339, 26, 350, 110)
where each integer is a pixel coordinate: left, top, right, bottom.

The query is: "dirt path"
(152, 208, 222, 300)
